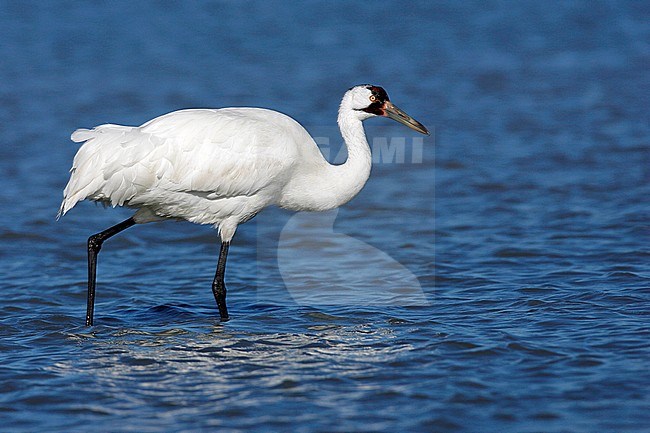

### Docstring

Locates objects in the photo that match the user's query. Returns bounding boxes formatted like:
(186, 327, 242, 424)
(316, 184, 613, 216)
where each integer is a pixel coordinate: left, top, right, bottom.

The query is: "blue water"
(1, 1, 649, 431)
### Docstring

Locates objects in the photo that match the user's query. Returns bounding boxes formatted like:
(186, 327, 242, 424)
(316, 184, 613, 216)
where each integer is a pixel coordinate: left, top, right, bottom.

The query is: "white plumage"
(61, 109, 304, 239)
(59, 85, 428, 325)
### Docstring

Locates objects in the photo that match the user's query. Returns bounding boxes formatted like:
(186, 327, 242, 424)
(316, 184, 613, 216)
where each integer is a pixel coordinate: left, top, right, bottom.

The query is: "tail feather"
(71, 128, 94, 142)
(58, 125, 135, 219)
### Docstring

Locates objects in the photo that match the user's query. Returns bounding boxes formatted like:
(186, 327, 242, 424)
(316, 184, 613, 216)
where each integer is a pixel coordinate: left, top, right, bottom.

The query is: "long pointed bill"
(383, 101, 429, 135)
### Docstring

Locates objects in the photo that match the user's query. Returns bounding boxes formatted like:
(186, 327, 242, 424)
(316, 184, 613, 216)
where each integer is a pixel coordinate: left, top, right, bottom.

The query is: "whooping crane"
(58, 85, 429, 325)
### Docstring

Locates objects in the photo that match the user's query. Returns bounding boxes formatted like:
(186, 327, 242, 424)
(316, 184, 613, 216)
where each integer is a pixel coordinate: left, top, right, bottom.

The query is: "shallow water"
(1, 1, 649, 432)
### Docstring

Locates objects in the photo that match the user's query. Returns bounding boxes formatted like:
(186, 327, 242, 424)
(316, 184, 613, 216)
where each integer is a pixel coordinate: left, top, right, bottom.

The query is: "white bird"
(59, 85, 429, 326)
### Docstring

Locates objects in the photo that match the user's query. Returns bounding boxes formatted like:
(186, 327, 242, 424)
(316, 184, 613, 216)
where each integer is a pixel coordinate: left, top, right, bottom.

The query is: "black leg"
(86, 217, 136, 326)
(211, 241, 230, 321)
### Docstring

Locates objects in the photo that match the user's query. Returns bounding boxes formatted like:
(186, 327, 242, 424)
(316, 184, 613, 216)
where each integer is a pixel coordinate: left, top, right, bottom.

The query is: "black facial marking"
(367, 86, 389, 102)
(362, 101, 385, 115)
(362, 85, 390, 115)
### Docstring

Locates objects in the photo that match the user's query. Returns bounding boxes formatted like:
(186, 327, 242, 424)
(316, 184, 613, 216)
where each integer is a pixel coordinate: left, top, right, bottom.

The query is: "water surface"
(1, 1, 648, 432)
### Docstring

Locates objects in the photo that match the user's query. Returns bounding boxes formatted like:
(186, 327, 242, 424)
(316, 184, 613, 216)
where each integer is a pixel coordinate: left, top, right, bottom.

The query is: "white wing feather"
(59, 108, 306, 223)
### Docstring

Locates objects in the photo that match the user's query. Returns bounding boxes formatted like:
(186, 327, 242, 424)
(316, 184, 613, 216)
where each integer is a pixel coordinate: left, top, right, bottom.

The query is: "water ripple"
(1, 1, 649, 432)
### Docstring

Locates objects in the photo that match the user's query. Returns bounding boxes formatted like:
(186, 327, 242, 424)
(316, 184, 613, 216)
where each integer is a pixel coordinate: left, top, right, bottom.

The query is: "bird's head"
(341, 85, 429, 135)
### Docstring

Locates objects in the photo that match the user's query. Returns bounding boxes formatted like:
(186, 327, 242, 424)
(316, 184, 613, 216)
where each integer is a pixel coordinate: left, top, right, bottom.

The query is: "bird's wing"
(59, 108, 303, 217)
(139, 108, 301, 198)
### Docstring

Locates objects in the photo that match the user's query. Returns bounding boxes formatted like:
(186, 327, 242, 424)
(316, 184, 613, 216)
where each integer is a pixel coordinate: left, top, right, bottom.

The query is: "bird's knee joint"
(212, 280, 226, 295)
(88, 234, 103, 252)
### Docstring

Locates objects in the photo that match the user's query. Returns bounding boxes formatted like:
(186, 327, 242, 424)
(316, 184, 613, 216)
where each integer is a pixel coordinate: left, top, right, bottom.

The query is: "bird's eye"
(369, 95, 377, 102)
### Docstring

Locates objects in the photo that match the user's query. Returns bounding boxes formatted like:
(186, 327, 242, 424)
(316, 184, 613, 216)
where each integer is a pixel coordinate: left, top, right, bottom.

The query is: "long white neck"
(329, 109, 373, 206)
(278, 108, 372, 212)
